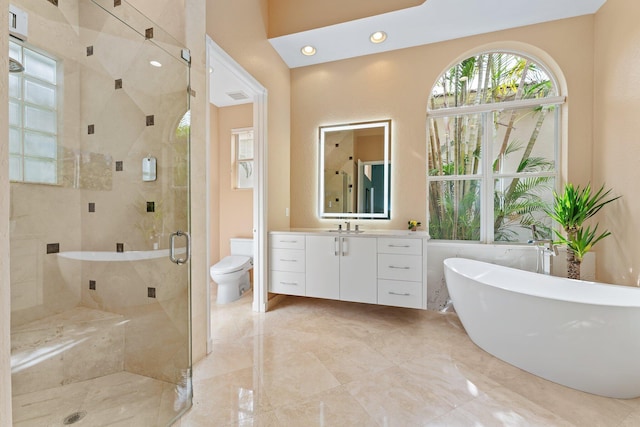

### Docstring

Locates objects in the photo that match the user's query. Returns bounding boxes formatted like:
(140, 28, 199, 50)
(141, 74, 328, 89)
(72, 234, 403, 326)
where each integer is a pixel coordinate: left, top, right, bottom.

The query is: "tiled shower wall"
(10, 0, 189, 384)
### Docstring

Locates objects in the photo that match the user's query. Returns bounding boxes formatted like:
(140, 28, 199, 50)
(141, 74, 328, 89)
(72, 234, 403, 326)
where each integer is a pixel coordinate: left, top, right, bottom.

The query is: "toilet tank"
(230, 238, 253, 257)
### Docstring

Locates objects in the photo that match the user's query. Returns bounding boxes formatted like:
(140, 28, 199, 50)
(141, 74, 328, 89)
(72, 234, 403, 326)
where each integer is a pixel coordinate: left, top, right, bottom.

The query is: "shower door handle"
(170, 230, 191, 265)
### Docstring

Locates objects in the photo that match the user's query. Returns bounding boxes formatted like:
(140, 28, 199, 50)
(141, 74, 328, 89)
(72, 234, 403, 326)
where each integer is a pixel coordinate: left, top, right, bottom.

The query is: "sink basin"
(327, 229, 365, 234)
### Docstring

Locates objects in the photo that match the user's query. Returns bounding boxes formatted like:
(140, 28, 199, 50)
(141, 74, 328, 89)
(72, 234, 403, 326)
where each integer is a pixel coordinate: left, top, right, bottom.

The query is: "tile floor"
(178, 292, 640, 426)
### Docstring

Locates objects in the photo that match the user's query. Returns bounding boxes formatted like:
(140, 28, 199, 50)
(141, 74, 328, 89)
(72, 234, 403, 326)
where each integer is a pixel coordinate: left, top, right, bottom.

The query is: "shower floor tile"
(12, 371, 183, 427)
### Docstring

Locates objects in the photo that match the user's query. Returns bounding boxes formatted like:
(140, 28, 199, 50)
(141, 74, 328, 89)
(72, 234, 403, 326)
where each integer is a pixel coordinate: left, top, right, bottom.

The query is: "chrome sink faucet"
(345, 221, 351, 231)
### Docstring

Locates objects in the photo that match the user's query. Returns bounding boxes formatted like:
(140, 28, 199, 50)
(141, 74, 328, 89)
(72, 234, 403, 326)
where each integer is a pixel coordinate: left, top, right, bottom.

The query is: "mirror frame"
(318, 119, 391, 220)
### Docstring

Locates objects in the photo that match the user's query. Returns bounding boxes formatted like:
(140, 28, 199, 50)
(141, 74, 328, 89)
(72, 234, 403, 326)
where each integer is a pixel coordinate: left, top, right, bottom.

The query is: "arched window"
(427, 51, 564, 242)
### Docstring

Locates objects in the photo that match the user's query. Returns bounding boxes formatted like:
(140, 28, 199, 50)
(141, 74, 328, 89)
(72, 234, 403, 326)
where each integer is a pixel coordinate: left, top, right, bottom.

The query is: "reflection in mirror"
(319, 120, 391, 219)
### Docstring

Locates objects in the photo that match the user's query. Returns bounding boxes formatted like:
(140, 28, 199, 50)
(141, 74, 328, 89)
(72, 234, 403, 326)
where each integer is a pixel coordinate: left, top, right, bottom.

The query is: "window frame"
(231, 127, 254, 190)
(8, 38, 61, 185)
(426, 51, 564, 243)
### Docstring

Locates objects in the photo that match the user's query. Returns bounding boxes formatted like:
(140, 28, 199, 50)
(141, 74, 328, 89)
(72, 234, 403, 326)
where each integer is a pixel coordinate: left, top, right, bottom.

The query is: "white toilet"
(210, 238, 253, 304)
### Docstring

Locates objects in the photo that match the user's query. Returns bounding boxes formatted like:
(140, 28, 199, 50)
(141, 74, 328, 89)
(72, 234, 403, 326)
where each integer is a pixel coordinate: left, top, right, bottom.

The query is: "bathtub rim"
(444, 257, 640, 308)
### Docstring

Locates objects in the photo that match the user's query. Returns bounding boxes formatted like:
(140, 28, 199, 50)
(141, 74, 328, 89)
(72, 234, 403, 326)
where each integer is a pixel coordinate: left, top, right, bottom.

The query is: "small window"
(9, 39, 59, 185)
(232, 128, 254, 189)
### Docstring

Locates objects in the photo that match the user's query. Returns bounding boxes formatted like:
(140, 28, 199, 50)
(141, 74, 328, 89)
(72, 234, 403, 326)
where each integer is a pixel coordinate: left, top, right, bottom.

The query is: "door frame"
(205, 36, 268, 353)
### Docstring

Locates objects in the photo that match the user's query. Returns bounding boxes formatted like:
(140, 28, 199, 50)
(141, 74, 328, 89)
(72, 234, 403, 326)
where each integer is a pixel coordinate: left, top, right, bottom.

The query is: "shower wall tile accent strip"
(116, 243, 124, 253)
(145, 28, 154, 39)
(147, 287, 156, 298)
(86, 46, 93, 56)
(88, 202, 96, 212)
(115, 161, 123, 171)
(88, 124, 95, 134)
(146, 115, 154, 126)
(115, 79, 123, 89)
(89, 280, 96, 290)
(46, 243, 60, 254)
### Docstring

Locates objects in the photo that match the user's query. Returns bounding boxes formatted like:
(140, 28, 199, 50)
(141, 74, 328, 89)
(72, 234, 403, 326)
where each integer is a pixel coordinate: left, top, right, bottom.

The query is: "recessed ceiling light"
(150, 60, 162, 67)
(370, 31, 387, 44)
(301, 45, 317, 56)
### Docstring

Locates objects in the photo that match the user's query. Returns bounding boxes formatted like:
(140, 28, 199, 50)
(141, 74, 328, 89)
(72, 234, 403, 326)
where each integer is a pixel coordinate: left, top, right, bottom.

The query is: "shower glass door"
(9, 0, 191, 425)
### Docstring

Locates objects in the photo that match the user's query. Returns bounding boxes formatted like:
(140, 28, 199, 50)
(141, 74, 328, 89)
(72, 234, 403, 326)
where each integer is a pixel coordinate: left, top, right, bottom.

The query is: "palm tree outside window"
(427, 51, 564, 243)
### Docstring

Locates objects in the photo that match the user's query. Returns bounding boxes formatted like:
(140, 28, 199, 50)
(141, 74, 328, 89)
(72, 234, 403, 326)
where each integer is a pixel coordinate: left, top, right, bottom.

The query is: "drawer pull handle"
(280, 259, 298, 262)
(280, 281, 298, 286)
(388, 244, 410, 248)
(389, 291, 411, 296)
(389, 265, 410, 270)
(280, 240, 298, 243)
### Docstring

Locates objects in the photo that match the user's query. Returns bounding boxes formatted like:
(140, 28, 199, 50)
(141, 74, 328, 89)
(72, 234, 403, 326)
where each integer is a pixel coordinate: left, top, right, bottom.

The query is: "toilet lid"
(210, 255, 252, 275)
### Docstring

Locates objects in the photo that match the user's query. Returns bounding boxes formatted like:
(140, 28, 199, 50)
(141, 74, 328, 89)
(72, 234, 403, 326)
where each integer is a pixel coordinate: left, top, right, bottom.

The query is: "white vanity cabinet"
(305, 235, 377, 303)
(269, 231, 427, 309)
(269, 234, 306, 296)
(377, 238, 424, 309)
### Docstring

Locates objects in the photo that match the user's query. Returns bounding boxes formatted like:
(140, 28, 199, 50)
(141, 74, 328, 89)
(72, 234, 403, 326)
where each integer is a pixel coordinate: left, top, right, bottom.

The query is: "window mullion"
(481, 112, 494, 243)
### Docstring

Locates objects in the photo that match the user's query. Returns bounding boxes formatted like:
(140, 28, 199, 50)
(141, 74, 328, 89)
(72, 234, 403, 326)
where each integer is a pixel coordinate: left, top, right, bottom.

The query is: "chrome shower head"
(9, 58, 24, 73)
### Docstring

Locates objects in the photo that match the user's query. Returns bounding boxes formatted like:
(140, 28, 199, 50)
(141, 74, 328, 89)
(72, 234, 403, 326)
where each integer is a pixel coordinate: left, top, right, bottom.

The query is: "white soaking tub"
(444, 257, 640, 399)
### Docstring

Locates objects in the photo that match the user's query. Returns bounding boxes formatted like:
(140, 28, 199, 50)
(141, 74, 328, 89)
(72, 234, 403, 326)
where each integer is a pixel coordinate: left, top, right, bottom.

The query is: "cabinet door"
(306, 235, 340, 299)
(339, 237, 377, 304)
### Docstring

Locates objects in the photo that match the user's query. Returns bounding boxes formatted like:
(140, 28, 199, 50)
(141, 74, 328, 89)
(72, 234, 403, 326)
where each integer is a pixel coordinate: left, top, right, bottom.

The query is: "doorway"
(205, 37, 267, 352)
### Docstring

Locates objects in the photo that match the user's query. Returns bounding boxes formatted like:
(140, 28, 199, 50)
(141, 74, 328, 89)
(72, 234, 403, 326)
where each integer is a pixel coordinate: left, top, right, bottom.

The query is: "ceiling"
(209, 54, 255, 107)
(211, 0, 607, 106)
(268, 0, 607, 68)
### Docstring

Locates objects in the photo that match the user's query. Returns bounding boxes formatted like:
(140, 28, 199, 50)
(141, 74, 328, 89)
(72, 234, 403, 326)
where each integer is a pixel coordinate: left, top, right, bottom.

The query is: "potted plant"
(546, 183, 620, 279)
(408, 220, 422, 231)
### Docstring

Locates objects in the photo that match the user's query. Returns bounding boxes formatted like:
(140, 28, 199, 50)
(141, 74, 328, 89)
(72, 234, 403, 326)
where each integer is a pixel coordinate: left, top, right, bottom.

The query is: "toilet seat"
(210, 255, 252, 275)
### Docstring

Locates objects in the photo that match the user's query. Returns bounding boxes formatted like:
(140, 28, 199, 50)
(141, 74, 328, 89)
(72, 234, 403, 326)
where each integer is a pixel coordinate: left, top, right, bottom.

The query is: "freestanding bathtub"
(443, 257, 640, 399)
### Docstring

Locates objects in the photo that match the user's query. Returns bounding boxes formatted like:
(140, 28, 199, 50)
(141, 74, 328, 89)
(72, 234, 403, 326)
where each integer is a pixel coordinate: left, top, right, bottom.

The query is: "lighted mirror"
(319, 120, 391, 219)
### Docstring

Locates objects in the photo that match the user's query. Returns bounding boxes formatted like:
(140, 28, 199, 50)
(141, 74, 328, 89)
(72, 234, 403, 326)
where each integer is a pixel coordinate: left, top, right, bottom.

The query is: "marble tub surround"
(426, 242, 596, 311)
(178, 292, 640, 426)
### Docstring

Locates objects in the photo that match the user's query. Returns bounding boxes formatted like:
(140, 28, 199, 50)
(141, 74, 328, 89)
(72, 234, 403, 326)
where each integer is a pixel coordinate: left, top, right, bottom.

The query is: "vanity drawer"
(270, 248, 305, 272)
(377, 254, 422, 282)
(270, 234, 305, 250)
(270, 271, 306, 296)
(378, 279, 423, 309)
(377, 238, 422, 255)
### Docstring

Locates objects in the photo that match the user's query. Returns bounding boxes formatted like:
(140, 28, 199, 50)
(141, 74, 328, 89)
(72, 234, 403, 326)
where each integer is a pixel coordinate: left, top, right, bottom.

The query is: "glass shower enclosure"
(9, 0, 191, 425)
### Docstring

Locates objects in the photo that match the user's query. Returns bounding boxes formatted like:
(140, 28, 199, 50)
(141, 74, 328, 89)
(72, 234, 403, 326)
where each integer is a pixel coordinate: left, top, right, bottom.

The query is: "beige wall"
(206, 0, 291, 233)
(216, 104, 254, 260)
(268, 0, 423, 37)
(290, 16, 595, 233)
(594, 0, 640, 286)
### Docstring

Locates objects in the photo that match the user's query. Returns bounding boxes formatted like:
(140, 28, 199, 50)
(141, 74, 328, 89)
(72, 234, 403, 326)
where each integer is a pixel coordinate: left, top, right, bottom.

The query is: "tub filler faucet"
(528, 225, 558, 274)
